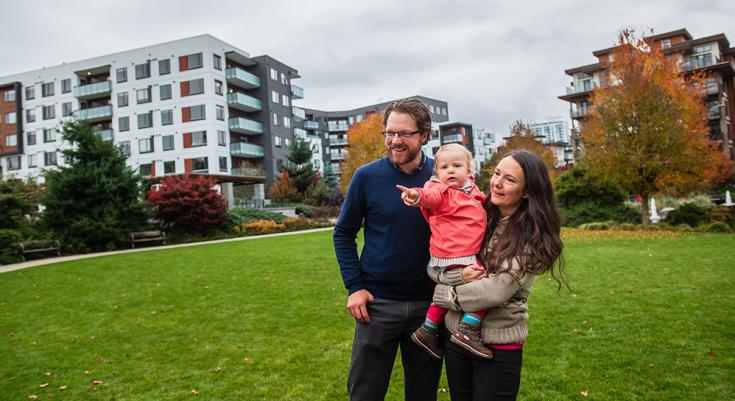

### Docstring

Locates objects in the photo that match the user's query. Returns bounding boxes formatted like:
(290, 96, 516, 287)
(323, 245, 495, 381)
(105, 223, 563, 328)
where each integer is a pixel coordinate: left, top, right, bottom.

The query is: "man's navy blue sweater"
(333, 156, 435, 301)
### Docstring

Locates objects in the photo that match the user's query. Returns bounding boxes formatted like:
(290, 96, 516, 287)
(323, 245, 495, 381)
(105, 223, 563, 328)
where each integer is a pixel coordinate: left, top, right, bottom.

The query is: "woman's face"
(489, 156, 526, 216)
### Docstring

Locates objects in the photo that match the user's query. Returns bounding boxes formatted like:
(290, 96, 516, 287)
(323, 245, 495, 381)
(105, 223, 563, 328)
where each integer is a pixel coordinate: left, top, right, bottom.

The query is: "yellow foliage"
(339, 114, 386, 194)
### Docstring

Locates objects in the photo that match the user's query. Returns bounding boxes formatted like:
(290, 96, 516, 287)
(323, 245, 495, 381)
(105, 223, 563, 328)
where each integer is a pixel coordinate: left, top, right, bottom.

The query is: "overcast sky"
(1, 0, 733, 134)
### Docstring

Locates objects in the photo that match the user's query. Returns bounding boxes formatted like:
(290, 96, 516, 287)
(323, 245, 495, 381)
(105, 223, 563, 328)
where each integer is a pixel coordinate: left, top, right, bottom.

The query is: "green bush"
(705, 206, 735, 229)
(696, 221, 731, 233)
(577, 221, 613, 230)
(228, 208, 285, 225)
(294, 204, 315, 218)
(554, 166, 627, 207)
(559, 201, 640, 227)
(0, 229, 22, 264)
(675, 224, 694, 232)
(664, 203, 707, 227)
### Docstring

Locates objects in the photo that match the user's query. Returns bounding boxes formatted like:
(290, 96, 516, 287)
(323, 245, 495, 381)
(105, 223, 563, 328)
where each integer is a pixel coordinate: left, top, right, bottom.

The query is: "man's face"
(384, 112, 427, 170)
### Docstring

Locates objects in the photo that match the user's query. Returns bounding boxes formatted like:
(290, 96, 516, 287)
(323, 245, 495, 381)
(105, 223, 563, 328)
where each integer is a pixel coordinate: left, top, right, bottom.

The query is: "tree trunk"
(641, 195, 650, 228)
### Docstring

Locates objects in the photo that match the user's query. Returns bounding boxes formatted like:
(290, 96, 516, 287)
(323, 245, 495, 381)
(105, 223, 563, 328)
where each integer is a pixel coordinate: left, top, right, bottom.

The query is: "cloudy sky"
(1, 0, 733, 134)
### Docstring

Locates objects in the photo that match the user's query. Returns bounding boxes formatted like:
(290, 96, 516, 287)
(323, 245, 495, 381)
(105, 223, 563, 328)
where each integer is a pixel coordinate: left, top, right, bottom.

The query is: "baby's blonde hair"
(434, 143, 474, 174)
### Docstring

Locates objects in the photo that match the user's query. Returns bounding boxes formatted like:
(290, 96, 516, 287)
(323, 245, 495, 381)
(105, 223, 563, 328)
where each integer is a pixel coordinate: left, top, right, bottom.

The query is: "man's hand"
(395, 185, 420, 207)
(461, 263, 486, 283)
(347, 289, 375, 323)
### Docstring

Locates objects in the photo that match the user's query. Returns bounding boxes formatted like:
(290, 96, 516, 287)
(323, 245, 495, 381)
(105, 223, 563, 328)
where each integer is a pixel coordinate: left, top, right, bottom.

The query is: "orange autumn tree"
(269, 170, 298, 202)
(580, 29, 729, 227)
(477, 120, 557, 192)
(339, 113, 386, 194)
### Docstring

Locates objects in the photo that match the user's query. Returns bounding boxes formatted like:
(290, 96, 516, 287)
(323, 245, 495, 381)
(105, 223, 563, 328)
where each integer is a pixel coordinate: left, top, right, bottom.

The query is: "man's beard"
(387, 143, 422, 167)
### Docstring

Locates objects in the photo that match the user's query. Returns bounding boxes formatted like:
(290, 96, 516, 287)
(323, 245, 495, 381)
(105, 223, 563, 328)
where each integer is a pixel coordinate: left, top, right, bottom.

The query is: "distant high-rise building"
(529, 118, 571, 167)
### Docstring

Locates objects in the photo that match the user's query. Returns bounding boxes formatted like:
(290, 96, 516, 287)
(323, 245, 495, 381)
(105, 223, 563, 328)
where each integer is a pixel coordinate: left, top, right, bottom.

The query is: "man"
(333, 98, 442, 401)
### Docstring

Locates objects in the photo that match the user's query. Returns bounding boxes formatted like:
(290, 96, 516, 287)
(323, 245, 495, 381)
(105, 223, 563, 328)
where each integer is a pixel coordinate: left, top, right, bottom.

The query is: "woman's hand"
(396, 185, 420, 207)
(461, 263, 486, 283)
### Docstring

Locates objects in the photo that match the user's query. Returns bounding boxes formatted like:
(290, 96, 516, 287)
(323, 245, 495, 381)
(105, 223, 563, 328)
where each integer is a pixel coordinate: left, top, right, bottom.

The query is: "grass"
(0, 230, 733, 400)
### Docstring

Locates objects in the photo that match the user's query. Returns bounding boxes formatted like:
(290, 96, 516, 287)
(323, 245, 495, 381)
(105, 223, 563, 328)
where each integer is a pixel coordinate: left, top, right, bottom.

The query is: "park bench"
(129, 230, 166, 249)
(15, 240, 61, 262)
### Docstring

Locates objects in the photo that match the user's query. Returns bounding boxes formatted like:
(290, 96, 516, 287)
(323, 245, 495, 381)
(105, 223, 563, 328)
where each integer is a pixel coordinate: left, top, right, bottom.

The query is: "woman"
(430, 150, 565, 400)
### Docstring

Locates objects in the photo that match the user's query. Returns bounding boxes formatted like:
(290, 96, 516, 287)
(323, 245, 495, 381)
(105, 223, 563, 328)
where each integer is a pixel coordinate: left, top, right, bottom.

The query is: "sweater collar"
(390, 152, 427, 174)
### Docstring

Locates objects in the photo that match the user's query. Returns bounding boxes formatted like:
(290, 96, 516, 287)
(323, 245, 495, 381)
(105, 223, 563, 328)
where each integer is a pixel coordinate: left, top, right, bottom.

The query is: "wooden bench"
(129, 231, 166, 248)
(15, 240, 61, 262)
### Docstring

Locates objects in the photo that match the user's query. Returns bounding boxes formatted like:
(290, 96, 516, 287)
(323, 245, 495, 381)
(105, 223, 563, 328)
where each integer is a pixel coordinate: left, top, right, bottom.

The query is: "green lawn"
(0, 231, 733, 400)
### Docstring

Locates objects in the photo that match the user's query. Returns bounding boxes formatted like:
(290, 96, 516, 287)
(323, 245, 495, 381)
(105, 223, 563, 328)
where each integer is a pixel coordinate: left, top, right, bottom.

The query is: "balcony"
(442, 134, 463, 144)
(294, 128, 307, 138)
(74, 105, 113, 123)
(229, 117, 264, 135)
(703, 82, 721, 96)
(708, 108, 722, 120)
(291, 84, 304, 99)
(73, 80, 112, 100)
(330, 151, 347, 160)
(94, 128, 114, 142)
(483, 138, 494, 145)
(565, 81, 598, 95)
(304, 120, 320, 130)
(231, 167, 265, 177)
(230, 142, 265, 158)
(328, 121, 349, 132)
(570, 108, 589, 119)
(227, 92, 262, 112)
(329, 138, 349, 146)
(292, 106, 306, 120)
(681, 56, 718, 71)
(225, 67, 261, 89)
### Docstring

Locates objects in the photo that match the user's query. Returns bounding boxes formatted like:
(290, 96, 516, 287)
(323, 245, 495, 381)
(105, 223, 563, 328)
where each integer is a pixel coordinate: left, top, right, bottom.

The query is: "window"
(43, 128, 56, 143)
(429, 105, 435, 114)
(190, 105, 206, 121)
(25, 86, 35, 100)
(161, 109, 173, 125)
(138, 136, 154, 153)
(137, 112, 153, 129)
(283, 116, 291, 128)
(217, 130, 226, 146)
(164, 160, 176, 174)
(136, 86, 152, 104)
(44, 151, 57, 166)
(159, 84, 172, 101)
(192, 157, 208, 172)
(270, 68, 278, 80)
(119, 116, 130, 132)
(135, 62, 151, 80)
(192, 131, 207, 146)
(5, 112, 16, 124)
(661, 39, 671, 49)
(271, 90, 279, 103)
(219, 156, 227, 172)
(61, 79, 71, 93)
(213, 54, 222, 70)
(282, 94, 290, 107)
(7, 156, 21, 170)
(118, 91, 129, 107)
(214, 80, 223, 95)
(27, 131, 37, 145)
(4, 90, 15, 102)
(159, 59, 171, 75)
(180, 53, 203, 71)
(280, 72, 287, 85)
(275, 136, 282, 147)
(5, 134, 17, 146)
(42, 105, 55, 120)
(285, 138, 291, 148)
(139, 163, 153, 176)
(189, 79, 204, 95)
(162, 135, 175, 151)
(26, 109, 35, 123)
(27, 154, 37, 168)
(272, 112, 279, 126)
(116, 67, 128, 83)
(42, 82, 54, 97)
(62, 102, 72, 117)
(119, 141, 130, 157)
(216, 105, 224, 121)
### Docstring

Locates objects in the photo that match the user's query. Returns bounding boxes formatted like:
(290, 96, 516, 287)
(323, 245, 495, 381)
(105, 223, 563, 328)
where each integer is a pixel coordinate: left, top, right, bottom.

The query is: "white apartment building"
(529, 118, 572, 167)
(0, 34, 303, 203)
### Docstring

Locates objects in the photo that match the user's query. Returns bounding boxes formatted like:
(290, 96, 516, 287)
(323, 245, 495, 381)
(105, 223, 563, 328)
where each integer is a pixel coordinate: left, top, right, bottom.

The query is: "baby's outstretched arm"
(396, 185, 421, 207)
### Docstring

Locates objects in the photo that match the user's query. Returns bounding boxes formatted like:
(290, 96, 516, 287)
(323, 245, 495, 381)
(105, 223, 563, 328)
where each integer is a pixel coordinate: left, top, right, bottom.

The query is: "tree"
(147, 175, 228, 233)
(0, 179, 44, 230)
(339, 114, 386, 194)
(580, 29, 728, 227)
(42, 121, 148, 251)
(283, 137, 316, 194)
(476, 120, 557, 191)
(269, 170, 298, 202)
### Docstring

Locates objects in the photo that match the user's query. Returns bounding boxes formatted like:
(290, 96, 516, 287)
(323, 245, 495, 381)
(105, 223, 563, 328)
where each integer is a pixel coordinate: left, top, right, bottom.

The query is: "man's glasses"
(383, 130, 420, 139)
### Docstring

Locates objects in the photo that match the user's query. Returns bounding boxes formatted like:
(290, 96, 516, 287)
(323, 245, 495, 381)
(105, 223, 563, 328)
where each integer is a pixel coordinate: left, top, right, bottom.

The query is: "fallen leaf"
(707, 351, 716, 357)
(84, 370, 91, 375)
(580, 390, 589, 397)
(28, 395, 37, 400)
(648, 363, 655, 368)
(58, 385, 67, 391)
(39, 383, 48, 388)
(213, 367, 222, 373)
(191, 389, 199, 395)
(89, 336, 96, 340)
(89, 387, 97, 392)
(92, 380, 103, 385)
(44, 372, 52, 377)
(243, 357, 251, 362)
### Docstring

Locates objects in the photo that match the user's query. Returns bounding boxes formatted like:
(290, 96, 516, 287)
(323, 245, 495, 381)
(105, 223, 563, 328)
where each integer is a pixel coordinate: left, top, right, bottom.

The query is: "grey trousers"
(347, 298, 443, 401)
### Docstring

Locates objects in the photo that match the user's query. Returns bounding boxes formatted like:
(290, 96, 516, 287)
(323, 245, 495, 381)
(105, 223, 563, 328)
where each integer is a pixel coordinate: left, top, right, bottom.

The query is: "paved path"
(0, 227, 335, 274)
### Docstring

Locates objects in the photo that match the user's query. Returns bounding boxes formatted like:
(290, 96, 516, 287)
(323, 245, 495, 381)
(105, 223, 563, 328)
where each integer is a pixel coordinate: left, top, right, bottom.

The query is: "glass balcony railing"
(565, 81, 597, 94)
(708, 108, 722, 119)
(442, 134, 463, 144)
(291, 84, 304, 99)
(231, 167, 265, 177)
(94, 128, 114, 142)
(225, 67, 261, 89)
(304, 121, 320, 130)
(230, 142, 265, 158)
(73, 80, 112, 99)
(74, 105, 113, 122)
(227, 92, 262, 112)
(292, 106, 306, 120)
(328, 121, 349, 132)
(329, 138, 349, 146)
(229, 117, 264, 135)
(570, 108, 589, 119)
(330, 152, 347, 160)
(294, 128, 307, 138)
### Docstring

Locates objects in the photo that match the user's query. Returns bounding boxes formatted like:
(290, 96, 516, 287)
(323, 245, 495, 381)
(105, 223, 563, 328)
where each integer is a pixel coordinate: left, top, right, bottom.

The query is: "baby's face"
(435, 150, 470, 188)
